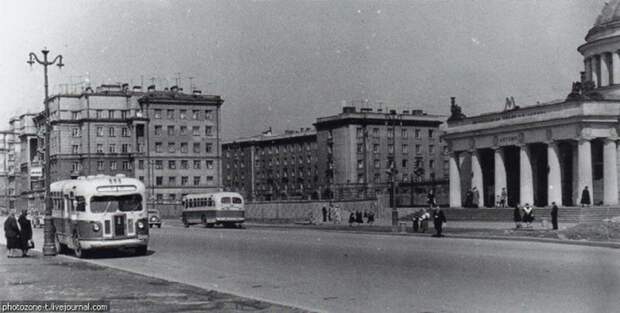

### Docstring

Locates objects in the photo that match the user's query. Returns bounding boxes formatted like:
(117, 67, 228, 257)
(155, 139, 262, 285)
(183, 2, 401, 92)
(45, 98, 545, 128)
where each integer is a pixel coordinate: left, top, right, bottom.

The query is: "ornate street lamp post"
(27, 48, 64, 256)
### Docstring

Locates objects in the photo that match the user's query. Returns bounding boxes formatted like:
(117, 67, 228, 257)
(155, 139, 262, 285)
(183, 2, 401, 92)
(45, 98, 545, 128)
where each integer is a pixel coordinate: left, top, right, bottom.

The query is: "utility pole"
(27, 48, 64, 256)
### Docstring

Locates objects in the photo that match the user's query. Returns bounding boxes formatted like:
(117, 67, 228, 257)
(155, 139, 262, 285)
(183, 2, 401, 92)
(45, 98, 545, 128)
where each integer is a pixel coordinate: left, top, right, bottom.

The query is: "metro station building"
(443, 1, 620, 208)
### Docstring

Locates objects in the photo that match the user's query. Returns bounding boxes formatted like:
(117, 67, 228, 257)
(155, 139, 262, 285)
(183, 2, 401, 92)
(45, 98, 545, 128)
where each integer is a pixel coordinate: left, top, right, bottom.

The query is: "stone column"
(494, 147, 506, 205)
(594, 55, 602, 87)
(577, 138, 593, 205)
(601, 53, 611, 87)
(547, 141, 562, 206)
(584, 57, 593, 82)
(612, 52, 620, 85)
(471, 150, 484, 207)
(519, 144, 534, 206)
(603, 139, 618, 205)
(449, 152, 462, 208)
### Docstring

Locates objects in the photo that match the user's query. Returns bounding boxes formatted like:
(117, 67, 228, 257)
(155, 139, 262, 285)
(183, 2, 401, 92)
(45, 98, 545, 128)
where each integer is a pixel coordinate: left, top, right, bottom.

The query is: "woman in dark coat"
(513, 206, 522, 229)
(18, 210, 33, 257)
(4, 210, 21, 257)
(580, 186, 591, 207)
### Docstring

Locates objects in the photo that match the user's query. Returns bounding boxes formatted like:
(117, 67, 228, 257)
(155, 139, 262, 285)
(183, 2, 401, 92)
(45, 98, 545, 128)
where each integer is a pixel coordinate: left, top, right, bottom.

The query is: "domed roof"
(594, 0, 620, 27)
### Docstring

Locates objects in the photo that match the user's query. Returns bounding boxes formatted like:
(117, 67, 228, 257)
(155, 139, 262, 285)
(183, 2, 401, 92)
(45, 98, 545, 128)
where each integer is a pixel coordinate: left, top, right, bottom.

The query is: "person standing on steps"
(551, 202, 559, 230)
(580, 186, 591, 207)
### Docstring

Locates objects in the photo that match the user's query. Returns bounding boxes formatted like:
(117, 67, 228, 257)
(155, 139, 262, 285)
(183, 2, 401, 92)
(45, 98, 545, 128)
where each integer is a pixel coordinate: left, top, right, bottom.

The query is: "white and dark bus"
(181, 192, 245, 228)
(51, 174, 149, 258)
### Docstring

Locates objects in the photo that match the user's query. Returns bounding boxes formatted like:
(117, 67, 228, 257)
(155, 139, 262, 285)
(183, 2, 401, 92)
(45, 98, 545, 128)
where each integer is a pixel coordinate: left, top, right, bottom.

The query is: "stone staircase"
(403, 207, 620, 223)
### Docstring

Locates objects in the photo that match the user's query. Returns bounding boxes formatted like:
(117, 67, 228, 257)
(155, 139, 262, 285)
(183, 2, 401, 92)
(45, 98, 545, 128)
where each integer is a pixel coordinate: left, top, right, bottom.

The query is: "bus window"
(76, 196, 86, 212)
(221, 197, 231, 204)
(207, 198, 214, 207)
(90, 194, 143, 213)
(232, 197, 242, 204)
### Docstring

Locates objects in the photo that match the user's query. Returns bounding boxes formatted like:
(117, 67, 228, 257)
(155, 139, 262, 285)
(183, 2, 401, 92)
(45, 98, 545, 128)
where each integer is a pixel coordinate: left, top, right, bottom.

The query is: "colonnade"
(584, 52, 620, 87)
(449, 138, 620, 208)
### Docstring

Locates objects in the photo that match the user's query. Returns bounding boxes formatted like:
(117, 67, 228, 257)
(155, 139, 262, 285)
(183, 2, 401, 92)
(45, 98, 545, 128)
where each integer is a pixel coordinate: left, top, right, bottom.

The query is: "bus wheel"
(73, 234, 87, 258)
(201, 215, 208, 227)
(135, 246, 148, 256)
(182, 217, 189, 228)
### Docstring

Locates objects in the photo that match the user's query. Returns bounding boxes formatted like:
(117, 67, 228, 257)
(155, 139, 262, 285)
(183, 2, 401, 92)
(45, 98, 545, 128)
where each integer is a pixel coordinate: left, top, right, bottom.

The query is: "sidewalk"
(0, 249, 307, 313)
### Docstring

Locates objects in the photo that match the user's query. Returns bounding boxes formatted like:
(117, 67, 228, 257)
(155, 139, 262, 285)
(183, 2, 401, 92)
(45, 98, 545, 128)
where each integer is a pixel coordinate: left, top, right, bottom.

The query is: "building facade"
(443, 1, 620, 208)
(0, 83, 224, 208)
(223, 106, 449, 205)
(222, 129, 318, 201)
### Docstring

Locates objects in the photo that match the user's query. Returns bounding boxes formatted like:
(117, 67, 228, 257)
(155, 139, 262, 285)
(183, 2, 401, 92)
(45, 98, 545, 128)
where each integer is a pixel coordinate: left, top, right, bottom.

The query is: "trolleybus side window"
(221, 197, 231, 204)
(76, 196, 86, 212)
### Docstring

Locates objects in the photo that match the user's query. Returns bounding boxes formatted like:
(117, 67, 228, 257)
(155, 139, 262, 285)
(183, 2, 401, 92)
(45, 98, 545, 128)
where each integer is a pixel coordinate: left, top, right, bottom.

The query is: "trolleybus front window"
(90, 194, 143, 213)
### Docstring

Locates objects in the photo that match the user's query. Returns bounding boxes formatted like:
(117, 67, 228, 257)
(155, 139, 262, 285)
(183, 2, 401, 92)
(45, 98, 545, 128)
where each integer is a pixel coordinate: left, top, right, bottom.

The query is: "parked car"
(148, 209, 162, 228)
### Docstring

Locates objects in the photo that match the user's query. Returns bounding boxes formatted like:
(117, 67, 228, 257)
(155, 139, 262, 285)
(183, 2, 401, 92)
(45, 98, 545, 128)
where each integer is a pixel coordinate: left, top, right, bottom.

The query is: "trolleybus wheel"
(73, 233, 87, 258)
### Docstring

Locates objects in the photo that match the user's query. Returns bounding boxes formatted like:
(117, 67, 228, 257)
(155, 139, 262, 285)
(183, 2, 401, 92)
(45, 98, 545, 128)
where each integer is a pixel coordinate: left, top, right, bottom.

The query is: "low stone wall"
(246, 199, 383, 223)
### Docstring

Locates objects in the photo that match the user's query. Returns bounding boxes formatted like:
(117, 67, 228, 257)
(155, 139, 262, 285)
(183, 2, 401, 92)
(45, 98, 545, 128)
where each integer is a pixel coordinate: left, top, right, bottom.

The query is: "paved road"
(6, 220, 620, 313)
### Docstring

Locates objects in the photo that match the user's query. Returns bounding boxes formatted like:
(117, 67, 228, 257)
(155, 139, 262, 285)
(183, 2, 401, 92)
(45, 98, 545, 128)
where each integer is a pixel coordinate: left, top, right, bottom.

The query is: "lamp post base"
(42, 216, 57, 256)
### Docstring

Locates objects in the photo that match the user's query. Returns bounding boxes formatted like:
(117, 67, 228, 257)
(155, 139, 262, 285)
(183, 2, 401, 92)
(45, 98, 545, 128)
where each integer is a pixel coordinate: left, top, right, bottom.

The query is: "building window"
(181, 160, 189, 169)
(428, 129, 434, 138)
(206, 160, 214, 169)
(122, 161, 132, 170)
(193, 160, 201, 169)
(138, 160, 144, 169)
(167, 109, 174, 119)
(155, 160, 163, 169)
(168, 142, 175, 153)
(155, 142, 162, 153)
(416, 144, 421, 154)
(356, 127, 363, 138)
(156, 176, 163, 186)
(192, 126, 200, 136)
(180, 126, 187, 135)
(168, 176, 176, 185)
(108, 127, 115, 137)
(72, 161, 81, 172)
(205, 143, 213, 153)
(97, 160, 104, 171)
(168, 126, 175, 136)
(96, 144, 104, 153)
(374, 159, 380, 168)
(154, 109, 162, 119)
(179, 110, 187, 119)
(388, 144, 394, 154)
(373, 144, 379, 153)
(96, 110, 103, 119)
(429, 159, 435, 169)
(387, 128, 394, 138)
(205, 110, 213, 120)
(108, 110, 115, 119)
(121, 127, 129, 137)
(206, 175, 214, 182)
(72, 145, 80, 154)
(96, 127, 104, 137)
(121, 110, 129, 119)
(193, 143, 200, 153)
(72, 128, 81, 137)
(121, 144, 131, 153)
(168, 160, 176, 169)
(181, 176, 189, 186)
(192, 110, 199, 120)
(180, 143, 188, 153)
(357, 143, 363, 153)
(402, 144, 408, 153)
(205, 126, 213, 136)
(402, 159, 408, 168)
(154, 125, 162, 136)
(169, 194, 176, 201)
(415, 129, 421, 139)
(429, 145, 435, 154)
(71, 111, 80, 120)
(139, 176, 144, 182)
(401, 129, 408, 138)
(109, 144, 116, 153)
(156, 194, 163, 201)
(357, 159, 364, 169)
(193, 176, 201, 186)
(110, 161, 117, 170)
(374, 173, 381, 183)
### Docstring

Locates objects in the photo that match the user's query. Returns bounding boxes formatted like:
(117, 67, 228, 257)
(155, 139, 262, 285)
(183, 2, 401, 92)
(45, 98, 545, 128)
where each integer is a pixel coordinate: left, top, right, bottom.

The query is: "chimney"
(451, 97, 456, 106)
(147, 85, 156, 92)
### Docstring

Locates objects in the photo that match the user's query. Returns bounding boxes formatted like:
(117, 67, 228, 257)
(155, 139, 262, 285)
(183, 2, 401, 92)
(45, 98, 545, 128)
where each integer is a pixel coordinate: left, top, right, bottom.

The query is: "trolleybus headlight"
(137, 221, 145, 229)
(92, 223, 101, 232)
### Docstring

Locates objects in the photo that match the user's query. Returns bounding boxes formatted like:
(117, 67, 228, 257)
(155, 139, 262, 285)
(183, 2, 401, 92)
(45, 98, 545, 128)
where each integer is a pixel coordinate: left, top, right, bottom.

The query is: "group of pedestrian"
(320, 204, 341, 224)
(410, 208, 430, 233)
(513, 202, 559, 230)
(348, 210, 374, 226)
(4, 209, 34, 258)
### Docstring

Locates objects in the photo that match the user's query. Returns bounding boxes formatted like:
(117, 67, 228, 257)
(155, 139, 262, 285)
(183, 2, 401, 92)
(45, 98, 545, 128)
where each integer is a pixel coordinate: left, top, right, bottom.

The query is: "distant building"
(223, 106, 449, 205)
(222, 129, 318, 201)
(1, 83, 226, 208)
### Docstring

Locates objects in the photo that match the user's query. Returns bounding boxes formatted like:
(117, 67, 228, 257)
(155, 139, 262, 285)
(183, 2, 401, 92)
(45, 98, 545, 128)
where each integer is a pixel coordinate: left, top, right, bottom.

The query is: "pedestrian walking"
(355, 211, 363, 224)
(333, 206, 342, 224)
(432, 207, 447, 237)
(513, 205, 522, 229)
(18, 210, 33, 257)
(580, 186, 591, 207)
(420, 209, 430, 233)
(500, 188, 507, 208)
(472, 187, 480, 208)
(321, 206, 327, 223)
(4, 209, 21, 258)
(348, 212, 355, 227)
(551, 202, 559, 230)
(427, 190, 436, 207)
(367, 211, 375, 225)
(327, 203, 333, 222)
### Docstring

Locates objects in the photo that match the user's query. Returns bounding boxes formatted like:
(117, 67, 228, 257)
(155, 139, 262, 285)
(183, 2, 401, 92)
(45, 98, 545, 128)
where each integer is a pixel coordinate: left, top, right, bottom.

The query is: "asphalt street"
(5, 220, 620, 313)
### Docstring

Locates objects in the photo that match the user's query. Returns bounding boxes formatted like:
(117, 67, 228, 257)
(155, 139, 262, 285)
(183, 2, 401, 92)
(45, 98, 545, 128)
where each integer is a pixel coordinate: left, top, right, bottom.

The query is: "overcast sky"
(0, 0, 607, 140)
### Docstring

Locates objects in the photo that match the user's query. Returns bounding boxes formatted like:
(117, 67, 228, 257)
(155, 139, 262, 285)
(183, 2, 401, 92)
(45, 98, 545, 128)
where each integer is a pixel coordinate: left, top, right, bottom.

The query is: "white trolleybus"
(181, 192, 245, 228)
(51, 174, 149, 258)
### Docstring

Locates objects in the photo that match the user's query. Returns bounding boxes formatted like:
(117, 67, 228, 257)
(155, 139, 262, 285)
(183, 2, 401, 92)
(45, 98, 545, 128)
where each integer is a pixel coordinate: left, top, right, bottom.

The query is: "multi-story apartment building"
(11, 114, 44, 211)
(222, 128, 318, 201)
(13, 83, 225, 205)
(0, 131, 17, 210)
(223, 106, 449, 204)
